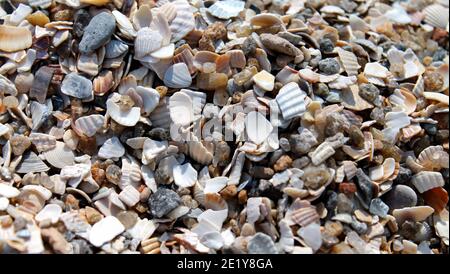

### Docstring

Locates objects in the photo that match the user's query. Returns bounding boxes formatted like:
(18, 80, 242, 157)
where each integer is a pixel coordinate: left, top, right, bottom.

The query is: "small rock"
(421, 123, 437, 135)
(148, 188, 181, 218)
(315, 83, 330, 97)
(71, 239, 94, 254)
(279, 137, 291, 151)
(383, 185, 417, 210)
(10, 135, 31, 156)
(319, 38, 334, 53)
(247, 232, 278, 254)
(292, 156, 310, 169)
(370, 107, 385, 124)
(324, 221, 343, 237)
(349, 125, 365, 148)
(79, 12, 116, 54)
(242, 36, 257, 56)
(105, 164, 121, 185)
(337, 193, 354, 214)
(423, 71, 444, 91)
(433, 48, 447, 61)
(41, 227, 72, 254)
(318, 58, 340, 75)
(73, 9, 91, 38)
(413, 136, 431, 156)
(355, 169, 375, 206)
(325, 90, 342, 103)
(249, 166, 274, 179)
(351, 218, 368, 234)
(359, 83, 380, 103)
(260, 33, 301, 56)
(325, 112, 349, 136)
(273, 155, 292, 172)
(369, 198, 389, 218)
(435, 130, 449, 144)
(290, 128, 318, 154)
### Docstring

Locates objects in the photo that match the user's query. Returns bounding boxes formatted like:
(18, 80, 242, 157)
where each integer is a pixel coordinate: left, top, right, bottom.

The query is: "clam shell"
(135, 86, 160, 116)
(118, 185, 140, 207)
(393, 206, 435, 224)
(74, 114, 105, 137)
(275, 82, 307, 120)
(35, 204, 62, 224)
(149, 97, 171, 129)
(188, 140, 214, 165)
(9, 3, 33, 26)
(423, 4, 449, 29)
(369, 157, 396, 182)
(336, 48, 360, 76)
(423, 92, 449, 105)
(245, 111, 273, 145)
(170, 0, 195, 42)
(158, 2, 178, 23)
(226, 50, 246, 69)
(135, 28, 164, 59)
(207, 0, 245, 19)
(169, 91, 194, 126)
(412, 171, 445, 194)
(16, 151, 50, 173)
(173, 163, 198, 188)
(29, 133, 57, 152)
(112, 10, 137, 39)
(389, 89, 417, 115)
(193, 51, 219, 73)
(128, 218, 157, 241)
(132, 4, 152, 30)
(106, 99, 141, 127)
(310, 143, 335, 165)
(77, 52, 99, 77)
(0, 25, 32, 52)
(417, 145, 449, 171)
(382, 111, 411, 144)
(89, 216, 125, 247)
(163, 63, 192, 88)
(98, 137, 125, 159)
(43, 141, 75, 169)
(105, 40, 129, 59)
(250, 13, 285, 31)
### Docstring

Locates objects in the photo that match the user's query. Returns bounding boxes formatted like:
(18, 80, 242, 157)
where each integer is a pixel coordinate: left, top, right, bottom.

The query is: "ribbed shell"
(42, 141, 75, 169)
(412, 171, 445, 193)
(417, 145, 449, 171)
(118, 185, 140, 207)
(16, 151, 50, 173)
(188, 140, 213, 165)
(423, 4, 449, 29)
(180, 89, 207, 117)
(98, 137, 126, 159)
(149, 97, 172, 129)
(275, 82, 307, 120)
(173, 48, 196, 74)
(310, 143, 335, 165)
(207, 0, 245, 19)
(74, 114, 105, 137)
(163, 63, 192, 88)
(105, 40, 129, 59)
(29, 133, 57, 152)
(170, 0, 195, 42)
(336, 48, 360, 76)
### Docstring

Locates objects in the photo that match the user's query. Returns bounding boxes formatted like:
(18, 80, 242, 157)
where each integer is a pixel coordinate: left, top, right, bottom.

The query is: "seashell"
(98, 137, 125, 160)
(9, 3, 33, 26)
(163, 63, 192, 88)
(16, 151, 50, 173)
(149, 98, 171, 129)
(93, 70, 114, 96)
(29, 101, 51, 131)
(29, 133, 57, 152)
(106, 98, 141, 127)
(276, 66, 300, 85)
(170, 0, 195, 42)
(321, 5, 345, 15)
(142, 139, 168, 163)
(250, 13, 285, 30)
(389, 89, 417, 115)
(298, 223, 322, 252)
(193, 51, 219, 73)
(150, 43, 175, 59)
(310, 143, 335, 165)
(141, 165, 157, 193)
(207, 0, 245, 19)
(253, 70, 275, 92)
(411, 171, 445, 194)
(393, 206, 435, 224)
(188, 140, 214, 165)
(0, 25, 32, 52)
(74, 114, 105, 137)
(423, 92, 449, 105)
(174, 48, 196, 74)
(382, 111, 411, 144)
(0, 197, 9, 210)
(77, 52, 99, 77)
(0, 184, 20, 198)
(118, 185, 140, 207)
(169, 91, 194, 126)
(119, 158, 142, 190)
(135, 28, 163, 59)
(204, 177, 228, 194)
(180, 89, 206, 117)
(298, 69, 339, 83)
(112, 10, 137, 39)
(369, 158, 396, 183)
(105, 40, 129, 59)
(17, 49, 36, 73)
(364, 62, 390, 78)
(150, 12, 172, 46)
(416, 145, 449, 171)
(61, 73, 93, 100)
(80, 0, 110, 5)
(275, 82, 307, 120)
(434, 209, 449, 245)
(245, 111, 273, 145)
(135, 86, 160, 116)
(226, 50, 246, 69)
(89, 216, 125, 247)
(0, 74, 18, 96)
(173, 163, 198, 188)
(132, 4, 152, 30)
(128, 218, 157, 241)
(35, 204, 62, 224)
(43, 141, 75, 169)
(423, 4, 449, 29)
(336, 48, 360, 76)
(255, 48, 272, 72)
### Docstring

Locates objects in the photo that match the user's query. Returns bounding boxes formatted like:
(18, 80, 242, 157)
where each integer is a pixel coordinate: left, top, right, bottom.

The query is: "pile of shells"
(0, 0, 448, 254)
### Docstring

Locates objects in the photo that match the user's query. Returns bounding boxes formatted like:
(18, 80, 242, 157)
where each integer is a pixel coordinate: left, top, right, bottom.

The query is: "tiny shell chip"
(169, 91, 194, 126)
(0, 25, 33, 52)
(106, 99, 141, 127)
(35, 204, 62, 224)
(61, 73, 93, 99)
(245, 111, 273, 145)
(336, 48, 360, 76)
(0, 184, 20, 198)
(253, 70, 275, 91)
(364, 62, 390, 78)
(74, 114, 105, 137)
(89, 216, 125, 247)
(98, 137, 126, 159)
(393, 206, 435, 224)
(29, 133, 57, 152)
(204, 177, 228, 194)
(207, 0, 245, 19)
(173, 163, 198, 188)
(411, 171, 445, 194)
(118, 185, 140, 207)
(164, 63, 192, 88)
(275, 82, 307, 120)
(127, 218, 157, 241)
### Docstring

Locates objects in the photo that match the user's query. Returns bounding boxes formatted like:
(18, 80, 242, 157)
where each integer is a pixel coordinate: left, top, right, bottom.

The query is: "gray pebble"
(369, 198, 389, 218)
(289, 128, 318, 155)
(79, 12, 116, 54)
(247, 233, 278, 254)
(279, 137, 291, 151)
(351, 218, 368, 234)
(148, 188, 181, 218)
(318, 58, 340, 75)
(359, 83, 380, 103)
(337, 193, 354, 214)
(355, 169, 374, 206)
(61, 73, 93, 99)
(383, 185, 417, 210)
(315, 83, 330, 97)
(325, 90, 342, 103)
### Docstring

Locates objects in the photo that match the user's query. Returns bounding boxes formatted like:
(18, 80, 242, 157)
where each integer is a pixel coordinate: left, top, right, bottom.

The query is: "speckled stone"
(148, 188, 181, 218)
(318, 58, 340, 75)
(79, 12, 116, 54)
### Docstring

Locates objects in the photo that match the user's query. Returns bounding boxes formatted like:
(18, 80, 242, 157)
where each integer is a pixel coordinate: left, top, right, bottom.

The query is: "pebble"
(318, 58, 340, 75)
(10, 135, 32, 156)
(290, 128, 318, 155)
(260, 33, 301, 56)
(319, 38, 334, 53)
(247, 232, 278, 254)
(148, 188, 181, 218)
(273, 155, 292, 172)
(383, 185, 417, 210)
(435, 130, 449, 144)
(242, 36, 257, 56)
(369, 198, 389, 218)
(359, 83, 380, 104)
(336, 193, 354, 214)
(421, 123, 437, 135)
(315, 83, 330, 97)
(355, 169, 374, 206)
(279, 137, 291, 151)
(350, 218, 368, 234)
(249, 166, 274, 179)
(325, 112, 349, 136)
(78, 12, 116, 54)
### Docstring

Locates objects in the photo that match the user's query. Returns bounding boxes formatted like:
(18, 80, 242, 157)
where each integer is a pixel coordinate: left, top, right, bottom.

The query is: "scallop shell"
(74, 114, 105, 137)
(275, 82, 307, 120)
(29, 133, 57, 152)
(35, 204, 62, 224)
(89, 216, 125, 247)
(180, 89, 207, 117)
(336, 48, 360, 76)
(188, 140, 214, 165)
(16, 151, 50, 173)
(173, 163, 198, 188)
(423, 92, 449, 105)
(149, 98, 171, 129)
(416, 145, 449, 171)
(105, 40, 129, 59)
(98, 137, 125, 160)
(150, 43, 175, 59)
(106, 98, 141, 127)
(132, 4, 152, 31)
(0, 25, 32, 52)
(411, 171, 445, 194)
(163, 63, 192, 88)
(158, 2, 178, 23)
(43, 141, 75, 169)
(423, 4, 449, 29)
(169, 91, 194, 126)
(207, 0, 244, 20)
(118, 185, 140, 207)
(310, 143, 335, 165)
(170, 0, 195, 42)
(112, 10, 137, 39)
(245, 111, 273, 145)
(134, 86, 160, 116)
(135, 28, 164, 59)
(393, 206, 435, 224)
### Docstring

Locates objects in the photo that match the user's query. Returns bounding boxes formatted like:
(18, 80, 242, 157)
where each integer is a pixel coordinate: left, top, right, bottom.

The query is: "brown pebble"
(220, 185, 237, 199)
(273, 155, 293, 172)
(238, 190, 248, 204)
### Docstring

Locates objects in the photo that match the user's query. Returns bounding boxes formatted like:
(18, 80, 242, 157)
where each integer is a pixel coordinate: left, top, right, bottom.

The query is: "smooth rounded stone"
(249, 166, 274, 179)
(319, 38, 334, 53)
(370, 107, 385, 124)
(358, 83, 380, 103)
(79, 12, 116, 54)
(349, 125, 365, 148)
(350, 218, 368, 234)
(289, 128, 318, 155)
(325, 112, 349, 136)
(321, 232, 339, 248)
(61, 73, 93, 99)
(315, 83, 330, 97)
(242, 36, 257, 56)
(148, 188, 181, 218)
(247, 232, 278, 254)
(421, 123, 437, 135)
(337, 193, 354, 214)
(292, 156, 310, 169)
(260, 33, 300, 56)
(369, 198, 389, 218)
(433, 49, 447, 62)
(383, 185, 417, 210)
(325, 90, 342, 103)
(279, 137, 290, 151)
(318, 58, 340, 75)
(435, 130, 449, 144)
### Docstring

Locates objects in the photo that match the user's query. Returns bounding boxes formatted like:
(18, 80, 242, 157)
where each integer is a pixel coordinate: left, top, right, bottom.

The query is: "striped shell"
(74, 114, 105, 137)
(310, 143, 335, 165)
(164, 62, 192, 88)
(207, 0, 245, 20)
(170, 0, 195, 42)
(336, 48, 360, 76)
(411, 171, 445, 193)
(0, 25, 32, 52)
(149, 97, 171, 129)
(140, 237, 161, 254)
(42, 141, 75, 169)
(118, 185, 140, 207)
(416, 145, 449, 171)
(423, 4, 449, 29)
(369, 158, 396, 183)
(29, 133, 57, 152)
(275, 82, 307, 120)
(16, 151, 50, 173)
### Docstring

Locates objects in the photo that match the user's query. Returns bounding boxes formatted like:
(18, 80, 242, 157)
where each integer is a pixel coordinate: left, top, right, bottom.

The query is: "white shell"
(245, 111, 273, 145)
(127, 218, 157, 241)
(382, 111, 411, 144)
(135, 28, 163, 59)
(369, 157, 396, 182)
(119, 158, 142, 190)
(188, 140, 214, 165)
(98, 137, 125, 159)
(164, 62, 192, 88)
(336, 48, 360, 76)
(89, 216, 125, 247)
(142, 139, 168, 163)
(22, 185, 52, 200)
(135, 86, 160, 115)
(180, 89, 207, 117)
(0, 184, 20, 198)
(393, 206, 435, 224)
(298, 223, 322, 252)
(29, 133, 57, 152)
(0, 197, 9, 211)
(203, 177, 228, 194)
(434, 209, 449, 246)
(169, 91, 194, 126)
(169, 0, 195, 42)
(149, 98, 171, 129)
(364, 62, 390, 78)
(150, 12, 172, 46)
(253, 70, 275, 91)
(132, 4, 152, 30)
(417, 145, 449, 171)
(423, 4, 449, 29)
(150, 43, 175, 59)
(411, 171, 445, 193)
(118, 185, 140, 207)
(42, 141, 75, 169)
(74, 114, 105, 137)
(8, 4, 33, 26)
(310, 143, 335, 165)
(35, 204, 62, 224)
(173, 163, 198, 188)
(423, 92, 449, 105)
(61, 73, 93, 99)
(112, 10, 137, 39)
(141, 165, 157, 193)
(106, 98, 141, 127)
(275, 82, 307, 120)
(208, 0, 245, 19)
